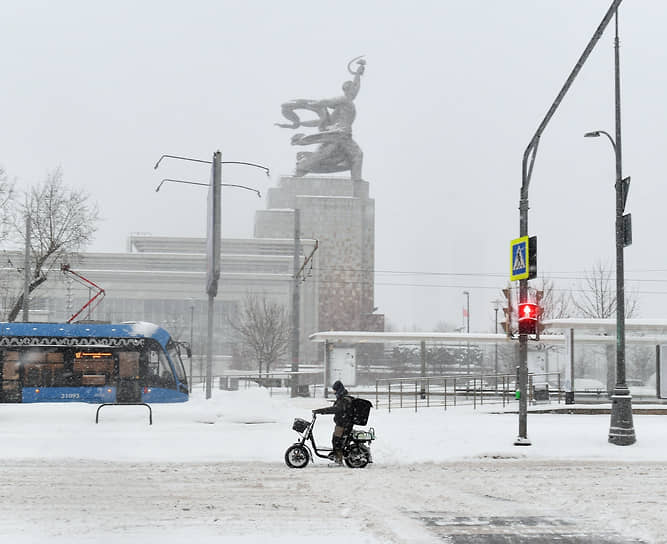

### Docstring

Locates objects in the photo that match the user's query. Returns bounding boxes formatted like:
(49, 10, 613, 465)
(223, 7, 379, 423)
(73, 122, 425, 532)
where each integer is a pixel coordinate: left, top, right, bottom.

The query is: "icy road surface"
(0, 459, 662, 543)
(1, 388, 666, 542)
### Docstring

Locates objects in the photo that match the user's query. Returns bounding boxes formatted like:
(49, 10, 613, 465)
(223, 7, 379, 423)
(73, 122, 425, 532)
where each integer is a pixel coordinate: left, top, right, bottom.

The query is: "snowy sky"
(1, 1, 666, 331)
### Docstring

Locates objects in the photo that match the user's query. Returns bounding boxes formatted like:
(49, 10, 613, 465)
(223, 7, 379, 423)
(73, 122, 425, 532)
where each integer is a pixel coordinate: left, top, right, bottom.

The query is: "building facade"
(1, 175, 384, 374)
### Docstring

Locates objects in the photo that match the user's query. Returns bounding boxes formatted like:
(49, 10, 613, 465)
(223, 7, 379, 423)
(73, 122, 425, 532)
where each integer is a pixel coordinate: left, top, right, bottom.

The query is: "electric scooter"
(284, 412, 375, 468)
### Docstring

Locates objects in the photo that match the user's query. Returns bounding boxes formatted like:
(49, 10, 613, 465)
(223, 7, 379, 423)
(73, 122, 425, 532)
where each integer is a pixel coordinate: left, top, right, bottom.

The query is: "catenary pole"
(290, 209, 301, 397)
(205, 151, 222, 400)
(154, 151, 265, 400)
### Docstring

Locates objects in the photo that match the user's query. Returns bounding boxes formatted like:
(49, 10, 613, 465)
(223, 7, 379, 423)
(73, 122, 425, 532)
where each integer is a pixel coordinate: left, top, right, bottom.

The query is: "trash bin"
(532, 383, 550, 403)
(565, 391, 575, 404)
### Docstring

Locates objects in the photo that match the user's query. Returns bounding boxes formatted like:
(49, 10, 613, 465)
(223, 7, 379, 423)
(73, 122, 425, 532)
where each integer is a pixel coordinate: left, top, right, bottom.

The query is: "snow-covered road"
(0, 459, 662, 543)
(1, 388, 666, 543)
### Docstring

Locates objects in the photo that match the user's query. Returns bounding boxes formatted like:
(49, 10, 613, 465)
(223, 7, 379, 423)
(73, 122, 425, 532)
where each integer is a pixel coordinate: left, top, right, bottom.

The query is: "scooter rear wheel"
(285, 444, 310, 468)
(344, 445, 369, 469)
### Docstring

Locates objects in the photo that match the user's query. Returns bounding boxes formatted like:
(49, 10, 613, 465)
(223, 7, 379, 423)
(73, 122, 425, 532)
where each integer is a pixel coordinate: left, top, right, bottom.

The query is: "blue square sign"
(510, 236, 529, 281)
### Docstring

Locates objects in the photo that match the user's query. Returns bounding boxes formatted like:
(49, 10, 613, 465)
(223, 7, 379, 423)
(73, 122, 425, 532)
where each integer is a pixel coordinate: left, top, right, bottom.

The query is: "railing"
(375, 372, 561, 412)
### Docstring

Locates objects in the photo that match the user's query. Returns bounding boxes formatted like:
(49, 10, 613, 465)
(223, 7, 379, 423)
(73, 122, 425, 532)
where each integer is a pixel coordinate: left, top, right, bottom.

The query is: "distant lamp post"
(582, 6, 635, 447)
(463, 290, 470, 374)
(189, 299, 195, 394)
(462, 291, 470, 333)
(492, 298, 504, 377)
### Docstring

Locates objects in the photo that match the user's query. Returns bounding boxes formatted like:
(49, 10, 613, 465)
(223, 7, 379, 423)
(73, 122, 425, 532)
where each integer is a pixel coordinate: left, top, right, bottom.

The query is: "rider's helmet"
(332, 380, 345, 397)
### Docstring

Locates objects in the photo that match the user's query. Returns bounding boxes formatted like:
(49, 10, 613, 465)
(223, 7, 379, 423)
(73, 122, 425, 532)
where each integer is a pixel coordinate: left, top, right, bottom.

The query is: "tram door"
(117, 351, 141, 403)
(0, 350, 22, 402)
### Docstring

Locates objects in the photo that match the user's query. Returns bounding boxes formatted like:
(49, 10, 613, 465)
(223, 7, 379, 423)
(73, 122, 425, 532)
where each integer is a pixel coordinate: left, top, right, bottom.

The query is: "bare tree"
(0, 166, 14, 242)
(228, 294, 290, 377)
(571, 261, 637, 319)
(534, 277, 572, 321)
(7, 168, 100, 321)
(571, 262, 638, 395)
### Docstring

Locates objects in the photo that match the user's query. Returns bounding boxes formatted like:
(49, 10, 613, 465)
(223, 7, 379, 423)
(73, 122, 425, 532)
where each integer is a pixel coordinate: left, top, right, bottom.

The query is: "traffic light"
(501, 288, 513, 338)
(518, 302, 538, 335)
(528, 235, 537, 280)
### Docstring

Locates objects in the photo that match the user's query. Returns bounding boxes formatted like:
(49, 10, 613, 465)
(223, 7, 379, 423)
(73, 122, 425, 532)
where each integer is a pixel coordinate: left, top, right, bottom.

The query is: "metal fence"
(375, 372, 561, 412)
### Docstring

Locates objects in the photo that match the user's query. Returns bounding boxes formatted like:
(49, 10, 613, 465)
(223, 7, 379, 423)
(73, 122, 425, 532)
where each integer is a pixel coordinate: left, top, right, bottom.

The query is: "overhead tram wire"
(315, 265, 667, 285)
(310, 277, 667, 297)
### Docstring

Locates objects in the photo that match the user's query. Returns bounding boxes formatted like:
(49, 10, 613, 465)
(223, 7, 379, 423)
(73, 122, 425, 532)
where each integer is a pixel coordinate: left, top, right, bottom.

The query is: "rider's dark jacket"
(314, 388, 354, 427)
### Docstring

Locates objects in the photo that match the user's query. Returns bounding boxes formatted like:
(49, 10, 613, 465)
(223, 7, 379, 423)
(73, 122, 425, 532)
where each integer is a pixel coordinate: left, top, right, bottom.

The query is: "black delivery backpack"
(351, 397, 373, 425)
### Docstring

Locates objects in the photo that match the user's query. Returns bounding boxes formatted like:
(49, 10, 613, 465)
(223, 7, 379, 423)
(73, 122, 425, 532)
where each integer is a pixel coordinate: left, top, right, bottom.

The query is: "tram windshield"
(167, 340, 187, 385)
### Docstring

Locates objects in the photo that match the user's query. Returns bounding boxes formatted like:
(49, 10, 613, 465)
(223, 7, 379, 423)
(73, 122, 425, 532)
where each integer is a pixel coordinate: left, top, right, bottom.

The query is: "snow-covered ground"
(1, 388, 666, 543)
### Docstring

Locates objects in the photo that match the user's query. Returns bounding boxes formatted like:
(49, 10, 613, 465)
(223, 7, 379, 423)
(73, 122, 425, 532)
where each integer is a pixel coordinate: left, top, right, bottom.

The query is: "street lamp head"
(584, 131, 601, 138)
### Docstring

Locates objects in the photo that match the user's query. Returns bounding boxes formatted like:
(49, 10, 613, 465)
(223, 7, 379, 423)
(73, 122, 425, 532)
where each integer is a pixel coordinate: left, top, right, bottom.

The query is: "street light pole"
(584, 10, 635, 446)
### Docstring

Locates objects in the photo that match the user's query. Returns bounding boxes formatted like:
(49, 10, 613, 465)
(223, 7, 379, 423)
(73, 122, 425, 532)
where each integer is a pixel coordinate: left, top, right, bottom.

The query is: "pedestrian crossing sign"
(510, 236, 529, 281)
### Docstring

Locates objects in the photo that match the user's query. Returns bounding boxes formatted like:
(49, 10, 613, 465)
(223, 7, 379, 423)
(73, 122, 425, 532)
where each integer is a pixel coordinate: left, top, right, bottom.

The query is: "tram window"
(144, 348, 175, 388)
(119, 352, 140, 378)
(12, 349, 69, 387)
(73, 351, 114, 386)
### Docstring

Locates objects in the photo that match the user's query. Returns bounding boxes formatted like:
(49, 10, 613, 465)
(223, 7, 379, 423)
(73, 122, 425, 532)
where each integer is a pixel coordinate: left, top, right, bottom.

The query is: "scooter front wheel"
(285, 444, 310, 468)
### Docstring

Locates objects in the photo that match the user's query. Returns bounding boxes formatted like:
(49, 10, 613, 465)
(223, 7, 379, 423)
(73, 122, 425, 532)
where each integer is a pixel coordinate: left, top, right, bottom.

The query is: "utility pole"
(290, 209, 301, 397)
(205, 151, 222, 400)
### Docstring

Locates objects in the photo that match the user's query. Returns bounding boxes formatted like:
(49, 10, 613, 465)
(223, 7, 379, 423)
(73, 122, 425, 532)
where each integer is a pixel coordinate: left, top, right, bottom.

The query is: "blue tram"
(0, 321, 189, 403)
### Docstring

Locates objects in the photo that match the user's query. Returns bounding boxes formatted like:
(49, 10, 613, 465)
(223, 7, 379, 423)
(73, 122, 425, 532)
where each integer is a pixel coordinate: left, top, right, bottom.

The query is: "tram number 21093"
(60, 393, 81, 400)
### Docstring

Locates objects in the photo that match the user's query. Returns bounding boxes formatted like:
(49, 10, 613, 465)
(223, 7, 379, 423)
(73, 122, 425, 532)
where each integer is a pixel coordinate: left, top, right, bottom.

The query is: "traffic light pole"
(515, 0, 621, 446)
(516, 213, 530, 446)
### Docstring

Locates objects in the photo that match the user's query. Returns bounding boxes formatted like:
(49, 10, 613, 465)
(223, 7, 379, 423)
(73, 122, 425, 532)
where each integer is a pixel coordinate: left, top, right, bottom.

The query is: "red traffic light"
(518, 302, 539, 335)
(519, 302, 538, 321)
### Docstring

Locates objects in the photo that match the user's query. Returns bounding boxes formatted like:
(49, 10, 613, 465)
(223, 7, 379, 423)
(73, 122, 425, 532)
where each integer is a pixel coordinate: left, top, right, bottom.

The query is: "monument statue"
(276, 56, 366, 181)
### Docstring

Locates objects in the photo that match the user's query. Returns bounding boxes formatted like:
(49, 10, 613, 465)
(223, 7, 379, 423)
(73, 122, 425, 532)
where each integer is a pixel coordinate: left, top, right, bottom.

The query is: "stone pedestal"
(255, 176, 383, 334)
